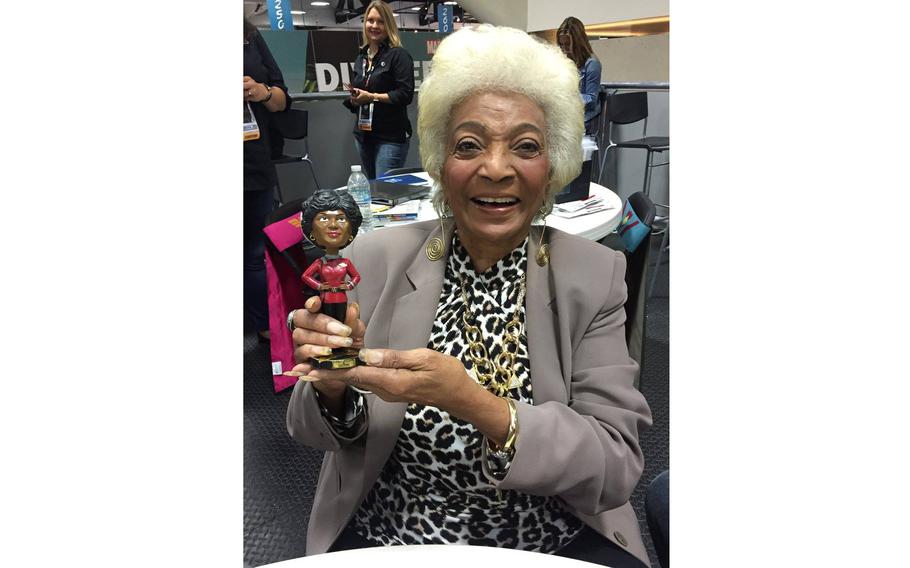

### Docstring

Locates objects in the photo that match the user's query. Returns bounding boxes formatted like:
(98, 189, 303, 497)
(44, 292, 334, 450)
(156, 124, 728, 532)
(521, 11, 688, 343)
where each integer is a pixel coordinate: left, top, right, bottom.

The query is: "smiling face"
(441, 91, 550, 267)
(364, 8, 388, 46)
(310, 210, 352, 254)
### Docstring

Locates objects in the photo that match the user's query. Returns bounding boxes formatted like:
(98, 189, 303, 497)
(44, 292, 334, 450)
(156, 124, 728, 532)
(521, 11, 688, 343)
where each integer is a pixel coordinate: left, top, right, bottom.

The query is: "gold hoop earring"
(308, 232, 316, 242)
(348, 235, 354, 243)
(426, 216, 446, 261)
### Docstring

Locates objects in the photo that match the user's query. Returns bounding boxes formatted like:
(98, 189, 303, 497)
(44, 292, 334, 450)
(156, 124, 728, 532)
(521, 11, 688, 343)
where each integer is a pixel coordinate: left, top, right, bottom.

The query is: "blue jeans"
(244, 188, 275, 332)
(354, 137, 409, 179)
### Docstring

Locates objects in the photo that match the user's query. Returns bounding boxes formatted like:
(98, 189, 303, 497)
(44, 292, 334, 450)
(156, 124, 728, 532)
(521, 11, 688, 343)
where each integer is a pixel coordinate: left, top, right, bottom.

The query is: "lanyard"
(360, 45, 381, 89)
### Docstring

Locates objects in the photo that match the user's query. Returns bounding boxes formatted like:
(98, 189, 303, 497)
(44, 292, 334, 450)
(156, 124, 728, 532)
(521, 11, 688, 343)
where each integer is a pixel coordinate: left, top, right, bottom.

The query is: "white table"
(262, 543, 607, 567)
(371, 173, 623, 242)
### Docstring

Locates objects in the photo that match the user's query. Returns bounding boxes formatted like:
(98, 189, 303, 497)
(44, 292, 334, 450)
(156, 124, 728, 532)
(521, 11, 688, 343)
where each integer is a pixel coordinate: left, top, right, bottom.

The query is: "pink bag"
(263, 211, 312, 393)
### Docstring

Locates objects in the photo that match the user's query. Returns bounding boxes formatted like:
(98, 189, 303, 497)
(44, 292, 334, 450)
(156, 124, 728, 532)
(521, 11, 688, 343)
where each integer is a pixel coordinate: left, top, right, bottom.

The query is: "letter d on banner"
(268, 0, 292, 31)
(437, 4, 453, 33)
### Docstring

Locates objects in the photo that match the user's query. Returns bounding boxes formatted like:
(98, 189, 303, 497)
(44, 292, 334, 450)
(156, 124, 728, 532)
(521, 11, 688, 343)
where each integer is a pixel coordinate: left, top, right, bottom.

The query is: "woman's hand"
(308, 348, 475, 411)
(289, 296, 366, 400)
(350, 88, 375, 105)
(243, 75, 266, 102)
(307, 348, 511, 444)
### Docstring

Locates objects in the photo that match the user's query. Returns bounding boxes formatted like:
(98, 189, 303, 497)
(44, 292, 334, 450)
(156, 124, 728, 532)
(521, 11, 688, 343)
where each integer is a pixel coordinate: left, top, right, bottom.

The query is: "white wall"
(457, 0, 528, 30)
(458, 0, 668, 31)
(593, 33, 669, 83)
(526, 0, 668, 31)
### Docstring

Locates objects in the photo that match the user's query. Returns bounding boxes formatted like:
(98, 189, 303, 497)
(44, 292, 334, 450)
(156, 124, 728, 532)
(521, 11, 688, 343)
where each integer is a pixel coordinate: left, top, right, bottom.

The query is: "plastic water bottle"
(346, 165, 373, 233)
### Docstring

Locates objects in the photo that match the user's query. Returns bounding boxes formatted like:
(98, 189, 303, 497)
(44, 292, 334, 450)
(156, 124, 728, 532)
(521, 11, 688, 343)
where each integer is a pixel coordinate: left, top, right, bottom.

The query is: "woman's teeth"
(473, 197, 518, 206)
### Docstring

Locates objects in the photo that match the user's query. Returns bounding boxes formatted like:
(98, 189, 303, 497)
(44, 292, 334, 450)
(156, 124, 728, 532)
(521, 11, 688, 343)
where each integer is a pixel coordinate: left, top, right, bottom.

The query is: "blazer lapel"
(525, 225, 568, 404)
(364, 221, 452, 485)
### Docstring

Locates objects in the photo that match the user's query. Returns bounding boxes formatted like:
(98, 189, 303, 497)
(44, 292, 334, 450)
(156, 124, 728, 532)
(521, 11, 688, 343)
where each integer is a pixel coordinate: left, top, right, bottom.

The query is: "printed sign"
(263, 30, 442, 93)
(437, 4, 453, 34)
(267, 0, 292, 31)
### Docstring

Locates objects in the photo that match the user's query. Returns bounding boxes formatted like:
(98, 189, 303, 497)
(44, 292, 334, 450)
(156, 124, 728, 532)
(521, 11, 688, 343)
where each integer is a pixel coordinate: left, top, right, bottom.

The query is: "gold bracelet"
(490, 398, 518, 455)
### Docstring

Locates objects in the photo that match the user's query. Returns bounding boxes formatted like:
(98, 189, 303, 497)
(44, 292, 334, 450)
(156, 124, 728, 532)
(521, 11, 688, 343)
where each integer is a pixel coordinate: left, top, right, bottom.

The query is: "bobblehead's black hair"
(300, 189, 363, 248)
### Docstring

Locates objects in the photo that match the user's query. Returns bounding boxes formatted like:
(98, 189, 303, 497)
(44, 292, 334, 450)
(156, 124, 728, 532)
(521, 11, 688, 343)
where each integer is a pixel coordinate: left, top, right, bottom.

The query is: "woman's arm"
(495, 251, 651, 515)
(248, 32, 291, 114)
(345, 259, 361, 290)
(286, 298, 369, 450)
(301, 258, 323, 291)
(580, 57, 602, 114)
(382, 48, 415, 106)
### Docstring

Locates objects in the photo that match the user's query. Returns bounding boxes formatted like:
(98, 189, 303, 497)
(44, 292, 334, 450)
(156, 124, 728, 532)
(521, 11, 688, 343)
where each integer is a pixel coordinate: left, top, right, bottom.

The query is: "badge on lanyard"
(357, 53, 377, 131)
(358, 102, 374, 131)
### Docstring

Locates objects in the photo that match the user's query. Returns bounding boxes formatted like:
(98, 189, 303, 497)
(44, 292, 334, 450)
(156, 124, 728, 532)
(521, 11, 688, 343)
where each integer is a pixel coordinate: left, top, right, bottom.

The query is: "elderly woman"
(286, 25, 652, 567)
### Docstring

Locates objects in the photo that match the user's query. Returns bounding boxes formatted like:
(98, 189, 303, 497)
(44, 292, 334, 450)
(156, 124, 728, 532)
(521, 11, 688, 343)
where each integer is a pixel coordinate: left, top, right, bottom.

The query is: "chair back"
(273, 108, 309, 140)
(606, 92, 649, 125)
(620, 191, 656, 370)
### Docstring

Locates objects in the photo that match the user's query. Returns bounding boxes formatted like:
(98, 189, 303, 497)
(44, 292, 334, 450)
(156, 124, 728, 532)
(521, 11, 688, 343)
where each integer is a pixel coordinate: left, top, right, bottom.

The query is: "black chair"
(381, 167, 423, 177)
(620, 192, 656, 372)
(648, 207, 669, 298)
(645, 470, 670, 568)
(598, 92, 669, 198)
(271, 109, 320, 203)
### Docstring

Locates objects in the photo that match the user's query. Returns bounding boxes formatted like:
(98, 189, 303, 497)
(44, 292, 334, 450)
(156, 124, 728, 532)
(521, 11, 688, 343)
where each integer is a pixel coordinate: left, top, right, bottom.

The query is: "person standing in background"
(244, 17, 291, 341)
(557, 17, 603, 136)
(343, 0, 415, 179)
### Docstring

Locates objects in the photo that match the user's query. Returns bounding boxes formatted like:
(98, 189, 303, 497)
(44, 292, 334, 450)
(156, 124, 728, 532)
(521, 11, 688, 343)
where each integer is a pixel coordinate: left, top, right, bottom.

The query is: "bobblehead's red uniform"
(302, 256, 361, 305)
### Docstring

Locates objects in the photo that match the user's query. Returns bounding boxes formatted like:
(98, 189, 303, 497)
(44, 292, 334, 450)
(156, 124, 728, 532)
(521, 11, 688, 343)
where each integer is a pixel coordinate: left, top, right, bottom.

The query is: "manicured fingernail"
(330, 336, 353, 347)
(283, 370, 306, 377)
(327, 321, 351, 336)
(315, 346, 333, 356)
(359, 349, 382, 365)
(299, 375, 320, 382)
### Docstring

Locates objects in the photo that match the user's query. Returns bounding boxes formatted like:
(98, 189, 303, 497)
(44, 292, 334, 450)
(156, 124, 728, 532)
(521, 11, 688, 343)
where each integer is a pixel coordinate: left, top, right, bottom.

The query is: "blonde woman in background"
(342, 0, 415, 178)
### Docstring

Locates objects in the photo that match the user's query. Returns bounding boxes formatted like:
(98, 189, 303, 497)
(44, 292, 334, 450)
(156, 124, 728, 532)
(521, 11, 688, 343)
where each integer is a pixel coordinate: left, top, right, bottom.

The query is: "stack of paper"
(372, 199, 421, 224)
(551, 196, 613, 219)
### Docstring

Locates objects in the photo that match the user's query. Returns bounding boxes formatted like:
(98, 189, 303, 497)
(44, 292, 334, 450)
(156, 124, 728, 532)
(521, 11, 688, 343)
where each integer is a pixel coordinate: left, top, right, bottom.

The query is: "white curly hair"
(417, 25, 584, 217)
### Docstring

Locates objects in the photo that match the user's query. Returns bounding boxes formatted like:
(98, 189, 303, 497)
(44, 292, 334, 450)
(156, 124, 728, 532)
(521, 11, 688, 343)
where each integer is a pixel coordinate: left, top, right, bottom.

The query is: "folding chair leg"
(643, 150, 655, 197)
(303, 158, 320, 190)
(598, 144, 614, 186)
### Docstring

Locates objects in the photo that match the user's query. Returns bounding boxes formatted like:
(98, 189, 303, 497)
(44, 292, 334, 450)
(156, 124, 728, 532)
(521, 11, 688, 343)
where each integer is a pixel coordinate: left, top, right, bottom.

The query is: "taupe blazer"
(287, 220, 653, 566)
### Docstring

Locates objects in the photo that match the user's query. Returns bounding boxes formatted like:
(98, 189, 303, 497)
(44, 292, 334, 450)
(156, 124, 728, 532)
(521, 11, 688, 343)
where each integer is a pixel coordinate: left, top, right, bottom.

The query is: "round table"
(261, 543, 606, 567)
(371, 174, 622, 242)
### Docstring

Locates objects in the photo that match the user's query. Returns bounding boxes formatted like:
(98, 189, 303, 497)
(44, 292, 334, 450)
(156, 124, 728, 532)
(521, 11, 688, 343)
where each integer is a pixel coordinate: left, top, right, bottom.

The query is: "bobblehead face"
(311, 210, 352, 255)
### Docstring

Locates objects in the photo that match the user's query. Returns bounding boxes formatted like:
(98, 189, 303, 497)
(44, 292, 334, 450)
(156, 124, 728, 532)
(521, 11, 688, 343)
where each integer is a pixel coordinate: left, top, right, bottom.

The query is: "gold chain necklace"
(458, 272, 527, 398)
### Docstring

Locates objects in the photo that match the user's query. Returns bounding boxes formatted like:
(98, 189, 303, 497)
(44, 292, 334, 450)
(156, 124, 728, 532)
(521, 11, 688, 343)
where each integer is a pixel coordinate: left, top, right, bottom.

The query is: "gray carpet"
(243, 236, 669, 567)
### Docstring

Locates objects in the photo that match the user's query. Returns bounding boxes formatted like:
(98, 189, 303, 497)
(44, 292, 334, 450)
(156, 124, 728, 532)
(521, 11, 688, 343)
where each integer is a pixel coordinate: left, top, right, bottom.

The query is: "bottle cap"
(351, 165, 362, 172)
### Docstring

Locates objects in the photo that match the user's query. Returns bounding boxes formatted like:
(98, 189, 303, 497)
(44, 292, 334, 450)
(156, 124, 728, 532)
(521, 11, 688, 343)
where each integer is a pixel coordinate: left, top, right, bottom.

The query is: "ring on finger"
(287, 309, 298, 332)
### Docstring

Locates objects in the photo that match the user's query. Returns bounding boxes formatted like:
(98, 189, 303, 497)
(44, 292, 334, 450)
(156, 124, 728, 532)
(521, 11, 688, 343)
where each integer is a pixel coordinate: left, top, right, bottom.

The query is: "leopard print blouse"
(351, 232, 584, 551)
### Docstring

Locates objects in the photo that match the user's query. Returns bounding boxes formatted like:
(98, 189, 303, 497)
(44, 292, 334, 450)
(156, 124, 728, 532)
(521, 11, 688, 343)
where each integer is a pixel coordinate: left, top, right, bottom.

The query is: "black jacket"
(343, 42, 414, 144)
(243, 30, 291, 191)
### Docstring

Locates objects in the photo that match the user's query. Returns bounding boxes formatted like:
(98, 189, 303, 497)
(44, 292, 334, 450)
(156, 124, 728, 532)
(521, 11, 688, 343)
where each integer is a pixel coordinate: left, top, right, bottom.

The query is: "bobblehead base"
(309, 348, 364, 370)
